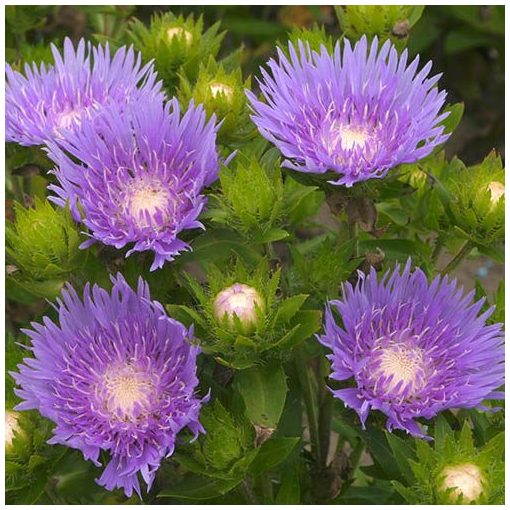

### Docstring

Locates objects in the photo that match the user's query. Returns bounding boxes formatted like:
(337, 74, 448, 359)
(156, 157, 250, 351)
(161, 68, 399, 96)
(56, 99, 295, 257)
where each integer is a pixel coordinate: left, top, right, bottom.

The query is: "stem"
(240, 479, 258, 505)
(348, 440, 365, 481)
(261, 473, 274, 504)
(441, 240, 472, 275)
(347, 221, 360, 258)
(431, 235, 444, 263)
(318, 357, 333, 468)
(295, 346, 321, 467)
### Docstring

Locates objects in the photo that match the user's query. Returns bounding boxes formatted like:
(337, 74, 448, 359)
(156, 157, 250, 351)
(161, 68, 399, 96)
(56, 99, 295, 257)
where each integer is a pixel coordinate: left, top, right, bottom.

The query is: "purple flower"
(247, 37, 450, 186)
(6, 37, 163, 147)
(318, 261, 504, 438)
(47, 97, 219, 270)
(12, 274, 207, 497)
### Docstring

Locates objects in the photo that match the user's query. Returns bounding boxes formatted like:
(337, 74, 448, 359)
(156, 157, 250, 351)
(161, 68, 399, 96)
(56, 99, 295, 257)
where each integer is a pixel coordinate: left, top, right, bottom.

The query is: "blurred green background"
(5, 4, 505, 166)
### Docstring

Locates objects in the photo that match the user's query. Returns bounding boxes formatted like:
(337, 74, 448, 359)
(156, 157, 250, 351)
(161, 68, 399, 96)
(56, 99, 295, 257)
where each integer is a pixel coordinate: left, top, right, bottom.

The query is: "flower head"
(318, 261, 504, 438)
(5, 411, 22, 449)
(6, 37, 163, 147)
(440, 463, 485, 503)
(213, 283, 265, 330)
(12, 274, 206, 497)
(247, 37, 450, 186)
(47, 97, 220, 270)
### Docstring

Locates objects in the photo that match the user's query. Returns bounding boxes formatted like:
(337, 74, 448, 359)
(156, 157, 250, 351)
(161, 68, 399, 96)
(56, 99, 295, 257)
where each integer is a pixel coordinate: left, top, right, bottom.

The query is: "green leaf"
(165, 304, 209, 330)
(273, 310, 322, 350)
(433, 414, 451, 453)
(158, 474, 242, 500)
(441, 102, 464, 136)
(275, 460, 301, 504)
(358, 238, 427, 259)
(235, 362, 288, 428)
(273, 294, 308, 325)
(178, 229, 262, 265)
(249, 437, 300, 477)
(362, 427, 403, 481)
(254, 228, 290, 244)
(385, 432, 415, 483)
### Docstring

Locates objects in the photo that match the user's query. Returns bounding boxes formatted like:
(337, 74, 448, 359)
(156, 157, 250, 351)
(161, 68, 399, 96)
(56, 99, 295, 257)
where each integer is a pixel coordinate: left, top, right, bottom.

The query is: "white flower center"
(375, 344, 424, 396)
(338, 126, 370, 150)
(125, 182, 172, 229)
(102, 365, 153, 419)
(5, 411, 21, 447)
(487, 181, 505, 205)
(441, 463, 484, 503)
(55, 108, 84, 132)
(167, 27, 193, 45)
(321, 120, 372, 160)
(209, 82, 234, 101)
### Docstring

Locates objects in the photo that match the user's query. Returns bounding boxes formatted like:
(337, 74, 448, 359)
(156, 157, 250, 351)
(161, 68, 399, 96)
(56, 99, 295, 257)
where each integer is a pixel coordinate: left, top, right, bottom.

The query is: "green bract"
(335, 5, 424, 49)
(442, 152, 505, 247)
(178, 57, 252, 142)
(6, 199, 86, 299)
(176, 401, 256, 478)
(392, 417, 504, 505)
(168, 258, 322, 369)
(127, 12, 224, 93)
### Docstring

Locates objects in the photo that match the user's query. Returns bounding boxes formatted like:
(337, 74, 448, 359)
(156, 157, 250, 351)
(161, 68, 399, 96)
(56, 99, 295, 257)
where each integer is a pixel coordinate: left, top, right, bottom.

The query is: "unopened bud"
(5, 410, 22, 449)
(440, 463, 484, 503)
(167, 27, 193, 45)
(487, 181, 505, 206)
(213, 283, 264, 329)
(209, 82, 234, 102)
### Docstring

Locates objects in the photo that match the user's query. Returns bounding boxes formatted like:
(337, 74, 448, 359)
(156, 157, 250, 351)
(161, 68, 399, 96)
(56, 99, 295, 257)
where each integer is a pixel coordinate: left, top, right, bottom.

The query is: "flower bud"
(5, 410, 22, 450)
(166, 26, 193, 45)
(213, 283, 264, 330)
(6, 198, 85, 281)
(487, 181, 505, 206)
(440, 463, 484, 503)
(209, 81, 234, 102)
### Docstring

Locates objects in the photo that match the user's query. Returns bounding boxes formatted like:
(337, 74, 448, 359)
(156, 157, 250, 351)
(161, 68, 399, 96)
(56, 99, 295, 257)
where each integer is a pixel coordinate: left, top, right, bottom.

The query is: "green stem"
(348, 440, 365, 481)
(240, 479, 258, 505)
(441, 240, 472, 275)
(295, 346, 321, 467)
(431, 235, 444, 264)
(318, 357, 333, 468)
(261, 473, 274, 504)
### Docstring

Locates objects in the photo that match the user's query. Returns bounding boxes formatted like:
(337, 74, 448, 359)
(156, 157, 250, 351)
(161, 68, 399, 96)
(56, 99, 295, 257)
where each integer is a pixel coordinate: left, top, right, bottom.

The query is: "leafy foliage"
(4, 4, 505, 506)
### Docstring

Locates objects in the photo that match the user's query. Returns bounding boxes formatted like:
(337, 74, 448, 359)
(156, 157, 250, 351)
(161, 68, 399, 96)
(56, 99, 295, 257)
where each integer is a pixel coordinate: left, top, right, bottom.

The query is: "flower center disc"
(126, 183, 171, 229)
(338, 126, 370, 150)
(102, 365, 153, 419)
(375, 343, 424, 396)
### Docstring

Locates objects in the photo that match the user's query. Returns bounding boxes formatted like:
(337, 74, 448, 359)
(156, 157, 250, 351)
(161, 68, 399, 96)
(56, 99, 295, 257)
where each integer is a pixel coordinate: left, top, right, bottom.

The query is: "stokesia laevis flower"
(6, 37, 163, 147)
(46, 97, 220, 270)
(318, 261, 504, 438)
(247, 36, 450, 186)
(12, 274, 207, 497)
